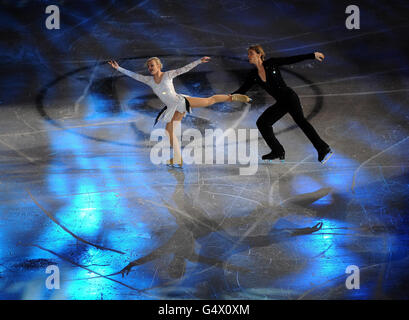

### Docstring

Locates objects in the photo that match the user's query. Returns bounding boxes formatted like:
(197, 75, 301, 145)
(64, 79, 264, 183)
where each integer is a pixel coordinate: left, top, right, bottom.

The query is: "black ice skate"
(318, 146, 333, 164)
(262, 150, 285, 163)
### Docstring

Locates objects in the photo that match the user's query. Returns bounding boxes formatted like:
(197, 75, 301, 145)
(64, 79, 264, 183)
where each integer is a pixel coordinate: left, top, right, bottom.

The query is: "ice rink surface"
(0, 0, 409, 299)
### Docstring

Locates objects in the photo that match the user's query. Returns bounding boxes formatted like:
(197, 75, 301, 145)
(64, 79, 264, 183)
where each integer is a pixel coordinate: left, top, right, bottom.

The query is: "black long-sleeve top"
(232, 53, 315, 100)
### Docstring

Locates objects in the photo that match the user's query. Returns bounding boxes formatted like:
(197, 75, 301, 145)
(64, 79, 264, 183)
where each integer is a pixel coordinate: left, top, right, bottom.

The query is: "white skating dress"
(116, 59, 202, 123)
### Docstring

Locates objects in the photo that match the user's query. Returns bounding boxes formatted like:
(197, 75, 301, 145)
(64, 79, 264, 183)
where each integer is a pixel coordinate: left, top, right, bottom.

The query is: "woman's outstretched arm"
(167, 56, 210, 79)
(266, 52, 325, 66)
(108, 60, 151, 85)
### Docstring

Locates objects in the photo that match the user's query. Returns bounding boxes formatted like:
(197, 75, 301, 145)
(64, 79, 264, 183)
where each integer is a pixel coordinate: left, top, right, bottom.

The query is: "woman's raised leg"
(186, 93, 251, 108)
(186, 95, 231, 108)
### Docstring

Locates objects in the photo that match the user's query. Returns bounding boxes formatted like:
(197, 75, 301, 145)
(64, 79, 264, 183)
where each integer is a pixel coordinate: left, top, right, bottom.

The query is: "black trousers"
(256, 90, 328, 153)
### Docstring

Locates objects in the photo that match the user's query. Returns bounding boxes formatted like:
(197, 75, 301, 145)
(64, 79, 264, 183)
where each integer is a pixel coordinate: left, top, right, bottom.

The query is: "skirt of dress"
(153, 96, 191, 126)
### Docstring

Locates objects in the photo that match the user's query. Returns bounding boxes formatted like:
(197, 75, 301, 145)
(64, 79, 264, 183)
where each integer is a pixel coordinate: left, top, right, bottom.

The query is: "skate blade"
(320, 151, 334, 165)
(166, 165, 183, 170)
(167, 163, 183, 169)
(262, 159, 285, 163)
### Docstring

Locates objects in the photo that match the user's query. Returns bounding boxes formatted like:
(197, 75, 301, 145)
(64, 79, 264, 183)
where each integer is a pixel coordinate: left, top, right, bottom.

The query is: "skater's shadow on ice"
(115, 169, 330, 280)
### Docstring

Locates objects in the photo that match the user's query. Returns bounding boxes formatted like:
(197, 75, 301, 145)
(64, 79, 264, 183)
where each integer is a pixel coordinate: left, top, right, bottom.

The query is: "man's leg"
(287, 94, 332, 162)
(256, 102, 288, 154)
(287, 94, 328, 151)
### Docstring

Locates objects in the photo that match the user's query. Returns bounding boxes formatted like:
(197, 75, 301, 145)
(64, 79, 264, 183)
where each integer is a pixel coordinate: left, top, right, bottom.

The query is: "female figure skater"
(232, 45, 332, 164)
(108, 57, 250, 167)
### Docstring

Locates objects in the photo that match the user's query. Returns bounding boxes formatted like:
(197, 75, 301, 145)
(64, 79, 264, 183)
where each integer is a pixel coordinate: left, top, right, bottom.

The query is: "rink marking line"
(140, 197, 246, 254)
(293, 67, 409, 89)
(171, 20, 316, 40)
(201, 190, 265, 208)
(215, 156, 320, 260)
(2, 162, 405, 201)
(267, 166, 280, 206)
(351, 135, 409, 192)
(279, 187, 333, 209)
(204, 157, 315, 265)
(300, 88, 409, 98)
(0, 118, 148, 138)
(8, 85, 402, 138)
(269, 155, 313, 207)
(0, 138, 37, 163)
(215, 102, 251, 146)
(180, 22, 409, 54)
(297, 261, 386, 300)
(184, 102, 251, 150)
(266, 155, 314, 205)
(142, 197, 241, 236)
(174, 21, 340, 44)
(9, 87, 403, 139)
(74, 62, 99, 115)
(126, 0, 150, 13)
(219, 178, 252, 228)
(130, 197, 255, 288)
(280, 22, 409, 53)
(2, 181, 279, 207)
(47, 0, 115, 41)
(29, 244, 152, 295)
(26, 189, 125, 254)
(13, 109, 38, 132)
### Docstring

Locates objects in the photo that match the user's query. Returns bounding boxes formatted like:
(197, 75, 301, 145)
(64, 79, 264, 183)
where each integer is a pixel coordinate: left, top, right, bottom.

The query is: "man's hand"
(201, 56, 211, 63)
(314, 52, 325, 62)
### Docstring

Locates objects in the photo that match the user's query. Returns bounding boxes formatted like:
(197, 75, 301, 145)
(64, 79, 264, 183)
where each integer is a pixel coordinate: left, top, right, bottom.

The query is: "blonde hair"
(248, 44, 265, 61)
(146, 57, 162, 69)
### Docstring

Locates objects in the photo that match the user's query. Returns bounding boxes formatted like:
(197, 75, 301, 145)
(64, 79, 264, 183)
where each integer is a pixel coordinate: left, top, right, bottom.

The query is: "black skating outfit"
(233, 53, 330, 160)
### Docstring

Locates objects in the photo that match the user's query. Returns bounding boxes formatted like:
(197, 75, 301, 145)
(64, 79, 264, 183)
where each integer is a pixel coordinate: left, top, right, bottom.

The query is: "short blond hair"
(146, 57, 163, 69)
(248, 44, 266, 61)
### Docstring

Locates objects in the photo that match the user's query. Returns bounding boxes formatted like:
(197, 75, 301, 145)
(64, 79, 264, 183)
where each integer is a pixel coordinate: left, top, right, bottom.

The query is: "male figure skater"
(233, 45, 333, 163)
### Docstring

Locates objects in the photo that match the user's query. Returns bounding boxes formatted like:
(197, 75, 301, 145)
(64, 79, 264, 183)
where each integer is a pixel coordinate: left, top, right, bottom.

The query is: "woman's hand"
(314, 52, 325, 62)
(108, 60, 119, 69)
(201, 56, 211, 63)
